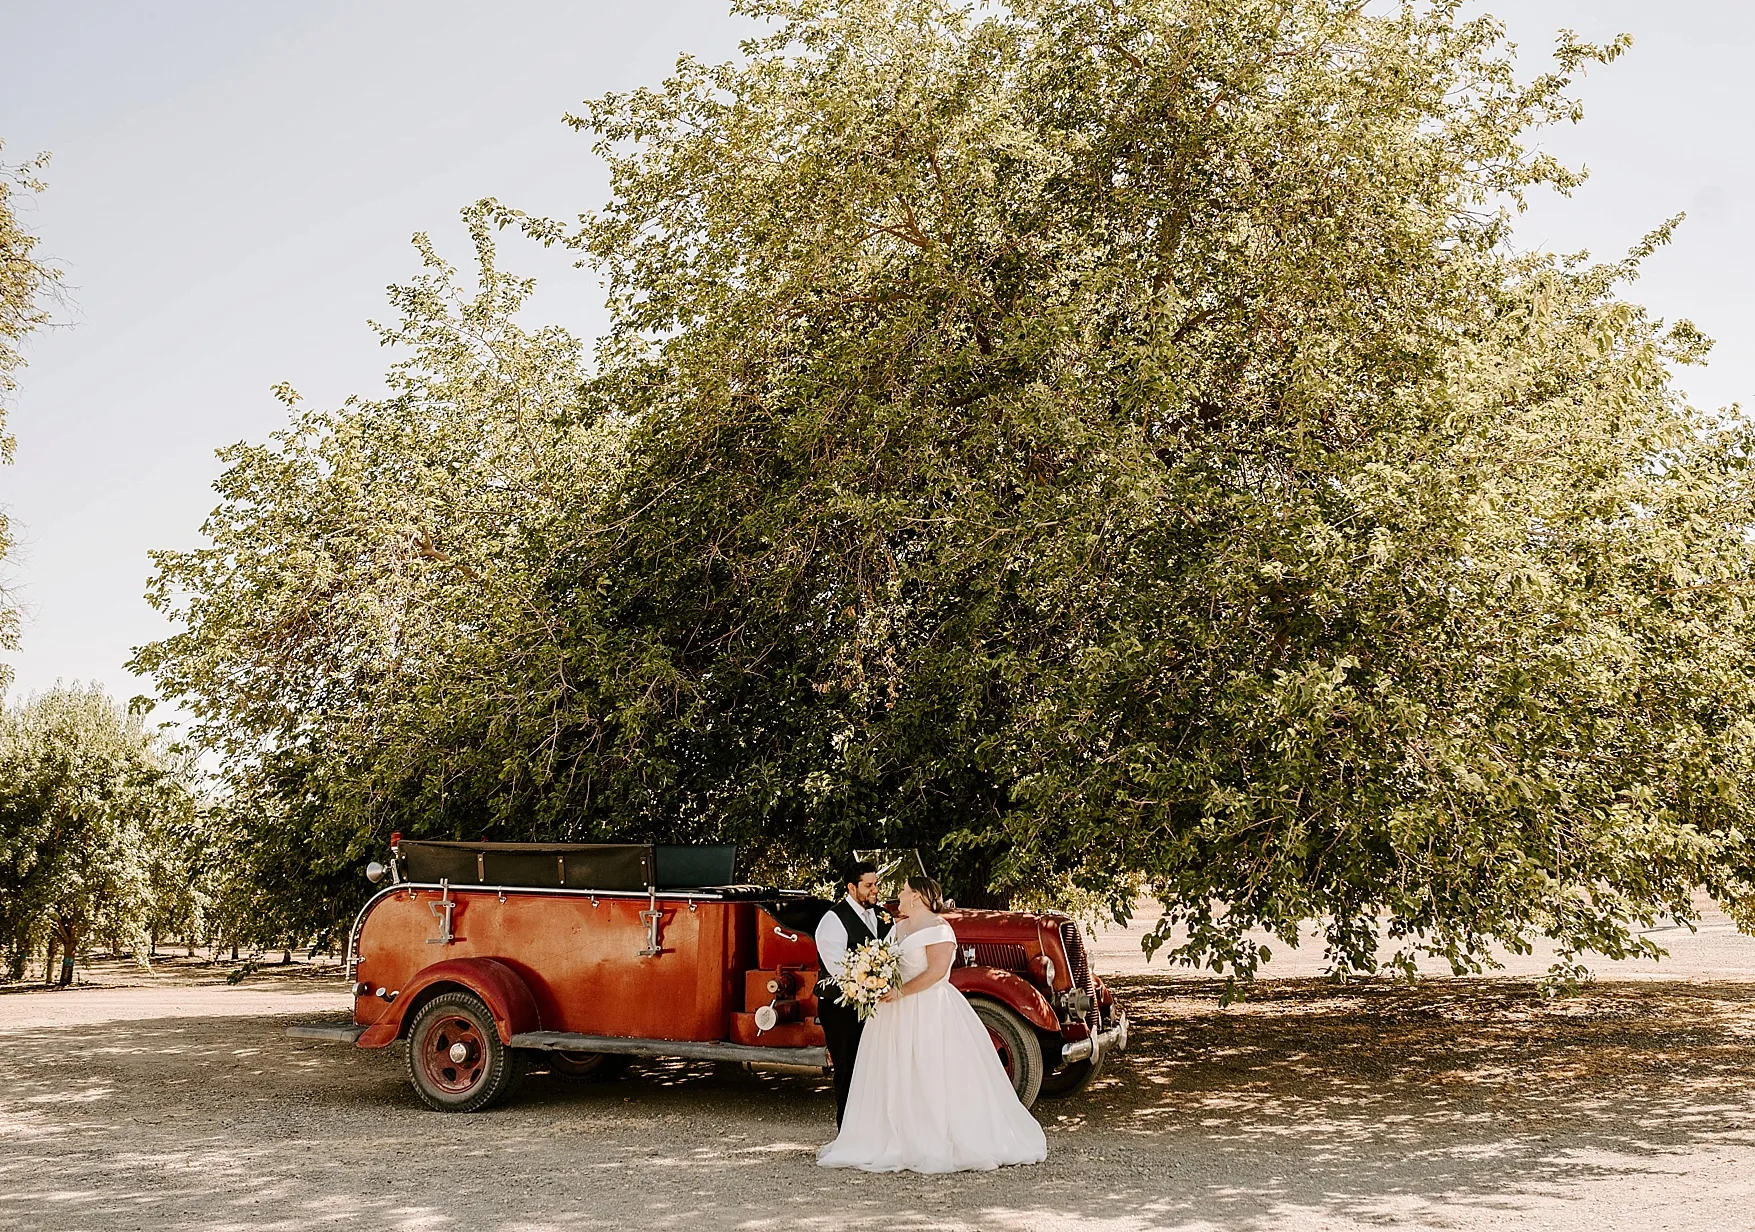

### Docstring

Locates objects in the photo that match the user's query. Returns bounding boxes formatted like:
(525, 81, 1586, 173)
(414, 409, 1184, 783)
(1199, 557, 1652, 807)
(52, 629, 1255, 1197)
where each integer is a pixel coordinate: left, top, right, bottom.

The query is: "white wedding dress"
(816, 919, 1048, 1173)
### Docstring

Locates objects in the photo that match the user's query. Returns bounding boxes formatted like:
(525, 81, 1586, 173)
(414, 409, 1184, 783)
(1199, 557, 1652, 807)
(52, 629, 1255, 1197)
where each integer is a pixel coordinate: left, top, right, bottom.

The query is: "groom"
(814, 858, 885, 1126)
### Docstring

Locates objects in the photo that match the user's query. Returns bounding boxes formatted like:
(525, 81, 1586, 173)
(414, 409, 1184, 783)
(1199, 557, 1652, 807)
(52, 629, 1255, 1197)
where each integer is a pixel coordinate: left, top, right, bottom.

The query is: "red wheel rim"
(986, 1026, 1016, 1080)
(418, 1013, 489, 1094)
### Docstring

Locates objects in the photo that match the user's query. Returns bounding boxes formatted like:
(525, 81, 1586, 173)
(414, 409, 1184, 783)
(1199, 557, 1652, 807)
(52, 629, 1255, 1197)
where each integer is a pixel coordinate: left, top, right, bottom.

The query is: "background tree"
(138, 0, 1755, 986)
(138, 780, 220, 959)
(0, 141, 62, 687)
(0, 686, 197, 985)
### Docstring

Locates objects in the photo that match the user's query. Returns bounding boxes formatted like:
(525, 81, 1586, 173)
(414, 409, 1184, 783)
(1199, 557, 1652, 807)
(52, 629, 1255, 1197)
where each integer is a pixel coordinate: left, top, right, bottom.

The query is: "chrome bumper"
(1061, 1009, 1128, 1064)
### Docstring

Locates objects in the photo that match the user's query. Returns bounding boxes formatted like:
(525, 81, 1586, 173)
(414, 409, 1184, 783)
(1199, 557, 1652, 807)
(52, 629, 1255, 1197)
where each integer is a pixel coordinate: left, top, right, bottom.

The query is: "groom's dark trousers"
(817, 990, 862, 1127)
(816, 897, 880, 1127)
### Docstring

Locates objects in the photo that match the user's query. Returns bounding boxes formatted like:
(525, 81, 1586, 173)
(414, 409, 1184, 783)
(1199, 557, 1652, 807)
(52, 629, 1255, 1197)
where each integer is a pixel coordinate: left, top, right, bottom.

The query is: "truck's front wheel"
(1039, 1051, 1104, 1098)
(971, 999, 1044, 1108)
(405, 991, 525, 1112)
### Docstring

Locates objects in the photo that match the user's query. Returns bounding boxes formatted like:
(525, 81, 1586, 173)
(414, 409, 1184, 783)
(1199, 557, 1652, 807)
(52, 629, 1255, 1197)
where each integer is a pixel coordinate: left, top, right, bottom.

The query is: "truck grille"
(1059, 921, 1101, 1032)
(963, 942, 1028, 972)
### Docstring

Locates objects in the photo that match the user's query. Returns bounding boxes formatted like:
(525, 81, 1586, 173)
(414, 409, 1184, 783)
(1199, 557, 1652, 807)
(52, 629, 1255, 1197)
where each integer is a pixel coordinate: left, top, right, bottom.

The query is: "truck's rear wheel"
(405, 991, 524, 1112)
(971, 999, 1044, 1108)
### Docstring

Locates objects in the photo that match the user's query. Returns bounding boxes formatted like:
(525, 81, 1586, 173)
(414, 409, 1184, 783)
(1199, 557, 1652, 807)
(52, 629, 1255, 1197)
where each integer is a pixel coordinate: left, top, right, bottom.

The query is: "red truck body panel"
(354, 887, 752, 1043)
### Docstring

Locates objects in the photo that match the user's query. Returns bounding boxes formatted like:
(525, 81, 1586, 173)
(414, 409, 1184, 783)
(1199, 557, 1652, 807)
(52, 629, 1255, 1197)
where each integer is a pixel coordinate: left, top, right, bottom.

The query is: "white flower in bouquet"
(835, 937, 903, 1021)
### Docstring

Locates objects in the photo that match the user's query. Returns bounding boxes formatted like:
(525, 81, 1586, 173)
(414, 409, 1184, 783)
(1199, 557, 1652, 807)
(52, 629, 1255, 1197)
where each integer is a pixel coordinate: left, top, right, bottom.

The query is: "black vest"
(832, 898, 879, 948)
(819, 899, 878, 992)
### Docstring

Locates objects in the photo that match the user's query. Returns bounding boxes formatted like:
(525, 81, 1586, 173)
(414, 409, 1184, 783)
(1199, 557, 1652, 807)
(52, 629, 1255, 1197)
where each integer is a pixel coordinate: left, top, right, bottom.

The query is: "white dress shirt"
(815, 896, 882, 982)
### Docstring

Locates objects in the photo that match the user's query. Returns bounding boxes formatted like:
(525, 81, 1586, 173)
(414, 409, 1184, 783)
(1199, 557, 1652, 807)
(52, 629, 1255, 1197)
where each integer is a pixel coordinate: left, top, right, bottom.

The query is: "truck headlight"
(1029, 954, 1057, 988)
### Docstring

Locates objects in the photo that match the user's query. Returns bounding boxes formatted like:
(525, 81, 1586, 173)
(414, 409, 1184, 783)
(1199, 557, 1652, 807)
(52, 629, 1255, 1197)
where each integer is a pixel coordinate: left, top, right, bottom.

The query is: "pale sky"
(2, 1, 1751, 718)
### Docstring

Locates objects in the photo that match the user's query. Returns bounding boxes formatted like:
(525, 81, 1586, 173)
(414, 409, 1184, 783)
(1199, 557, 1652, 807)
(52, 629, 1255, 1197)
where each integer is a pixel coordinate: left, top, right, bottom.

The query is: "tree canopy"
(137, 0, 1755, 984)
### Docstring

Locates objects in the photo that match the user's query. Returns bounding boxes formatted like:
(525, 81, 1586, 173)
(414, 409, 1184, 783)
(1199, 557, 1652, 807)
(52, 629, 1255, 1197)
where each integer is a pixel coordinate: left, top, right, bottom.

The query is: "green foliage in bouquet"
(137, 1, 1755, 985)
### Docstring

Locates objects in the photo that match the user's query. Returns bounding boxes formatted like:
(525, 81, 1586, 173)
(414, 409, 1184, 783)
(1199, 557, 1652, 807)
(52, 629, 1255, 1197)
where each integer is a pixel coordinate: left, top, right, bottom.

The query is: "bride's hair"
(906, 875, 945, 913)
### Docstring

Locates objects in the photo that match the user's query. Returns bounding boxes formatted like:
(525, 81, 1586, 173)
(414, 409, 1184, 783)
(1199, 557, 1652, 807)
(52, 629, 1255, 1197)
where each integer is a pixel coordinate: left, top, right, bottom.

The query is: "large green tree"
(140, 0, 1755, 982)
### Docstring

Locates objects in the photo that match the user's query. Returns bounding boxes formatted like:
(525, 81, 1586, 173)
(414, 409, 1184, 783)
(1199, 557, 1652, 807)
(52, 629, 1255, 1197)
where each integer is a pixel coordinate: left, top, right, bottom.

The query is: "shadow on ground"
(3, 975, 1753, 1230)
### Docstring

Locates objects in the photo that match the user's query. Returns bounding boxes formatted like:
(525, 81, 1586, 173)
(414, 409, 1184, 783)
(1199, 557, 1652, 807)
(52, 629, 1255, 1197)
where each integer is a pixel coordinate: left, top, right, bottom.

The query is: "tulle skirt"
(816, 981, 1048, 1173)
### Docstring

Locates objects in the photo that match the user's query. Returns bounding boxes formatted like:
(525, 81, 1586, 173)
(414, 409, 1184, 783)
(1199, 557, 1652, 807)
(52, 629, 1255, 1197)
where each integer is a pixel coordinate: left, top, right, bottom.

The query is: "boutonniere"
(875, 907, 893, 924)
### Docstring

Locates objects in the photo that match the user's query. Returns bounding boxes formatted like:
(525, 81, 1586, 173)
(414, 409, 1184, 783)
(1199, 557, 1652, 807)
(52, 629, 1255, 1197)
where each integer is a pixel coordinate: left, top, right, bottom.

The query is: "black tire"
(971, 999, 1044, 1109)
(1039, 1050, 1105, 1098)
(539, 1050, 630, 1080)
(404, 991, 525, 1113)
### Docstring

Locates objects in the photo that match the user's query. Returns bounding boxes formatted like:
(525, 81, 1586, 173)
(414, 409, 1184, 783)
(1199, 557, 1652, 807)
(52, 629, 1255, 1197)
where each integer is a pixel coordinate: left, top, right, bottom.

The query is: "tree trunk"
(952, 846, 1015, 910)
(230, 941, 239, 961)
(280, 949, 292, 965)
(149, 927, 157, 959)
(44, 936, 58, 986)
(55, 921, 79, 987)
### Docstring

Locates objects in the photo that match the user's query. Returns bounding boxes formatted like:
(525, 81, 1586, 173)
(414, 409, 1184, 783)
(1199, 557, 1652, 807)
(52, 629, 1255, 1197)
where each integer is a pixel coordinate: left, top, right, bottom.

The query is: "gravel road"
(4, 911, 1755, 1231)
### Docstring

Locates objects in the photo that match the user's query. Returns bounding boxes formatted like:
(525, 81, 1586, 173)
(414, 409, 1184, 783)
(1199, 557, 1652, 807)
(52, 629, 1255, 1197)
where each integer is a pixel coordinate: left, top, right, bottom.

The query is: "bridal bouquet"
(835, 937, 904, 1021)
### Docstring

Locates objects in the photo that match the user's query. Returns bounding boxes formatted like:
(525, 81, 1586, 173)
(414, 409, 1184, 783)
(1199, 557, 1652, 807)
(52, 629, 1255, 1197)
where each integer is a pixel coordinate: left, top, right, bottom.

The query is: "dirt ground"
(4, 912, 1755, 1231)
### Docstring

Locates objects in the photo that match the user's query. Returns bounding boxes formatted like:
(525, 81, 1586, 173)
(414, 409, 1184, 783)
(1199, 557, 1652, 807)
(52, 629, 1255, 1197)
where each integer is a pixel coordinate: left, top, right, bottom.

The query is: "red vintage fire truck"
(290, 839, 1127, 1113)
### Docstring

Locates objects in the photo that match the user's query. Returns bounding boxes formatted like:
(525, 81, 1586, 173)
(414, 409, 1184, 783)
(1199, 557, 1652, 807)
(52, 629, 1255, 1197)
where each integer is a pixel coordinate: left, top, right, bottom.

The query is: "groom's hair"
(842, 859, 879, 889)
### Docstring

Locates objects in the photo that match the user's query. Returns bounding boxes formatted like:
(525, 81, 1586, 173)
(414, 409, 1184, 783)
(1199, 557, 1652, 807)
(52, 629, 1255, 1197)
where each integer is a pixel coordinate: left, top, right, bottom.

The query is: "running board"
(510, 1030, 827, 1069)
(287, 1023, 368, 1044)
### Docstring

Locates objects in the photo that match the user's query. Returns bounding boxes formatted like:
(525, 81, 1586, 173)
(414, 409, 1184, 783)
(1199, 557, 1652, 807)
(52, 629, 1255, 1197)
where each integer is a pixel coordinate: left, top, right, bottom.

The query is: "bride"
(817, 875, 1048, 1173)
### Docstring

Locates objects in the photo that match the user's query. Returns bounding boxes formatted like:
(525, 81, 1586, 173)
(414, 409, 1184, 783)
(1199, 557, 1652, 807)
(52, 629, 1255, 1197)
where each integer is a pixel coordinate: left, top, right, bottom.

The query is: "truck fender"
(949, 968, 1059, 1034)
(355, 957, 541, 1050)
